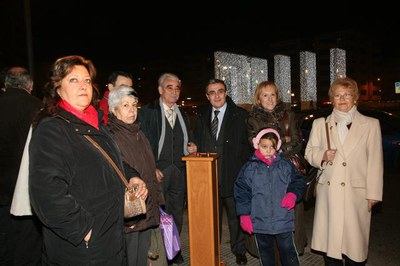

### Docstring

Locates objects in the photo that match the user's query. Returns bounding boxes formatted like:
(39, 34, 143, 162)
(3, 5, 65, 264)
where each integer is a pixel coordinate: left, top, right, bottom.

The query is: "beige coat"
(305, 111, 383, 262)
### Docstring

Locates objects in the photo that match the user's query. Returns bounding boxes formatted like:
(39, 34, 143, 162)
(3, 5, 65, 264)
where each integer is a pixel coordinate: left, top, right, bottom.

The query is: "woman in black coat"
(29, 55, 147, 265)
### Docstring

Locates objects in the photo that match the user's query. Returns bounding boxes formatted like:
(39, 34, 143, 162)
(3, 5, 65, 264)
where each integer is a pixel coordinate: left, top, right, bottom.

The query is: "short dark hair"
(107, 71, 133, 85)
(205, 78, 226, 93)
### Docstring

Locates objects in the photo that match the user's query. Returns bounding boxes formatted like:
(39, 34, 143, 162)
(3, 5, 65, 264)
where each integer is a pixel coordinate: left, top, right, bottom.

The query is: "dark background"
(1, 1, 398, 104)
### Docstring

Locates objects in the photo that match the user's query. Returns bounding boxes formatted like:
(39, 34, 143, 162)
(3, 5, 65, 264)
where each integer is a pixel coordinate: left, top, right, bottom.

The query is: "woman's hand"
(128, 177, 148, 200)
(323, 149, 337, 162)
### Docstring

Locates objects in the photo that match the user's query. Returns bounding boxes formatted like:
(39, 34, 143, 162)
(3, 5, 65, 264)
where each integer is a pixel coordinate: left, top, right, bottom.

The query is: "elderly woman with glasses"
(107, 86, 167, 266)
(305, 77, 383, 266)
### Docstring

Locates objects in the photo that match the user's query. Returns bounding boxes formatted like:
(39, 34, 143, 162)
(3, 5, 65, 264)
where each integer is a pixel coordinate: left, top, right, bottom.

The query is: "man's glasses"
(333, 93, 353, 100)
(207, 89, 226, 97)
(163, 86, 181, 93)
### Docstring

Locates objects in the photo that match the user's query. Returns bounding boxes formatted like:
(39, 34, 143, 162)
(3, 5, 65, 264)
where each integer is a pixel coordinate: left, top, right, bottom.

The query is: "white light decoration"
(330, 48, 346, 84)
(274, 55, 291, 103)
(214, 51, 268, 104)
(250, 57, 268, 96)
(299, 51, 317, 102)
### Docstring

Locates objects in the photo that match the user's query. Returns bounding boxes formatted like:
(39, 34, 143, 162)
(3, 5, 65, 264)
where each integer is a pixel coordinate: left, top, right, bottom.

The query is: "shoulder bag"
(84, 135, 146, 218)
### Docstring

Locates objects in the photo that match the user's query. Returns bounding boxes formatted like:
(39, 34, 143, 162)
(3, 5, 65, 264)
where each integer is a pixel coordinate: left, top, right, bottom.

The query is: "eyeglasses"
(207, 89, 226, 97)
(163, 86, 181, 93)
(333, 93, 353, 100)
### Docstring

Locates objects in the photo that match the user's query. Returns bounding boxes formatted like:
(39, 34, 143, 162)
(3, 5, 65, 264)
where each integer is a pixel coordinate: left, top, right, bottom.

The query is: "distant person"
(305, 77, 383, 265)
(234, 128, 304, 266)
(0, 66, 43, 265)
(193, 78, 250, 265)
(99, 70, 133, 125)
(247, 81, 308, 255)
(29, 55, 148, 265)
(108, 86, 167, 266)
(138, 73, 197, 265)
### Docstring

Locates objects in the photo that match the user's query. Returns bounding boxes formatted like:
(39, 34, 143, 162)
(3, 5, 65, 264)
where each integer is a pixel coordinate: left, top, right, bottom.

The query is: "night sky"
(1, 1, 398, 100)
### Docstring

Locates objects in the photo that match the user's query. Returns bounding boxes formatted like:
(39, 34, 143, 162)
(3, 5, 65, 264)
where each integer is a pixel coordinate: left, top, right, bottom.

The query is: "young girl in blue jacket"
(234, 128, 305, 266)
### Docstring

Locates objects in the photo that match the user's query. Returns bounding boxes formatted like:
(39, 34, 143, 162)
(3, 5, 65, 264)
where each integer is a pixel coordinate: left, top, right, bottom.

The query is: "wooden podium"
(182, 153, 225, 266)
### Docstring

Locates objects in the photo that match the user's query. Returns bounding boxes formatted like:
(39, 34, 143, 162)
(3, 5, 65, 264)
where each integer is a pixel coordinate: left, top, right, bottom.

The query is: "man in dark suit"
(138, 73, 197, 265)
(0, 67, 43, 265)
(193, 79, 251, 265)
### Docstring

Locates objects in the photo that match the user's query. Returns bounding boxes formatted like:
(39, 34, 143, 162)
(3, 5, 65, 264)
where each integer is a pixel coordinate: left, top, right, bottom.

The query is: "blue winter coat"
(234, 153, 305, 234)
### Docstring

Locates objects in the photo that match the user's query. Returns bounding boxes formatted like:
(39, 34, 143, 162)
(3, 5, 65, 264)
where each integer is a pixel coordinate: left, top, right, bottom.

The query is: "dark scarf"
(249, 101, 285, 130)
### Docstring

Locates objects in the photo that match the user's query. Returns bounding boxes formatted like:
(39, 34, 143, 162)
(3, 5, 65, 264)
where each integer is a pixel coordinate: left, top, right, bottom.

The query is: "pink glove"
(281, 192, 297, 210)
(240, 215, 253, 234)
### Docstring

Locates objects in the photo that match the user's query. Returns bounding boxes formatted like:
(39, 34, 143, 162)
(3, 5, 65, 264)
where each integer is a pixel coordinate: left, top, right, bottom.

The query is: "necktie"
(211, 110, 220, 139)
(166, 108, 174, 127)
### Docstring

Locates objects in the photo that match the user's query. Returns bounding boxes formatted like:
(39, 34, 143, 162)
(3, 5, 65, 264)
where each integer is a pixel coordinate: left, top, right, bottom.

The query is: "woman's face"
(332, 86, 356, 112)
(57, 65, 93, 111)
(113, 95, 138, 124)
(259, 85, 278, 111)
(258, 138, 276, 158)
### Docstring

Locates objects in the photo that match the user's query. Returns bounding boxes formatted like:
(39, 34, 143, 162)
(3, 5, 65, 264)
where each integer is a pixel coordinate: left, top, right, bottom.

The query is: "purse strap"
(325, 118, 331, 150)
(83, 135, 130, 189)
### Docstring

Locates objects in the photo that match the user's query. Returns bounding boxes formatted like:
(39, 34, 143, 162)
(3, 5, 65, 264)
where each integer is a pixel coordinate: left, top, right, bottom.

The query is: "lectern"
(182, 153, 225, 266)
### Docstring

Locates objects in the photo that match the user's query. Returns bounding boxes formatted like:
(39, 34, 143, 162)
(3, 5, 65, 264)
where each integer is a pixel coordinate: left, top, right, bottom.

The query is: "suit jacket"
(305, 110, 383, 262)
(138, 98, 192, 165)
(193, 96, 251, 197)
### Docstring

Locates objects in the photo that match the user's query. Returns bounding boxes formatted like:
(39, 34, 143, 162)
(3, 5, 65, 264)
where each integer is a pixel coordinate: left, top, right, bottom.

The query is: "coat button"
(327, 181, 330, 185)
(329, 161, 333, 166)
(342, 162, 347, 166)
(341, 182, 345, 187)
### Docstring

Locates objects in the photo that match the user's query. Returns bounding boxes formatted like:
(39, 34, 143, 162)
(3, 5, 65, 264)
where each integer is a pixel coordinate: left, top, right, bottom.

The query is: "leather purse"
(84, 135, 146, 218)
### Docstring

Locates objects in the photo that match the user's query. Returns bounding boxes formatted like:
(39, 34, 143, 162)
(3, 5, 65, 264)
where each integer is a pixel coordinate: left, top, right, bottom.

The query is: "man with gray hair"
(0, 67, 43, 265)
(138, 73, 197, 265)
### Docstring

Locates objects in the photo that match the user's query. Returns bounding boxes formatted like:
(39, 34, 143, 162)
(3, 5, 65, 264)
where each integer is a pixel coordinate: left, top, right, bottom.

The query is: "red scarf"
(255, 149, 276, 166)
(58, 100, 99, 130)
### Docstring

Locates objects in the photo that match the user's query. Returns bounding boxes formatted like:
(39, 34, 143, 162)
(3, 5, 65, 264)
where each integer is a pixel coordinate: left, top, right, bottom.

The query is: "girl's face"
(259, 85, 277, 111)
(258, 138, 276, 158)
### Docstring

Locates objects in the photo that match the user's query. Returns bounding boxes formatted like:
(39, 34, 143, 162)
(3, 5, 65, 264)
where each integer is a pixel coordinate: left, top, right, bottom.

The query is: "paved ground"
(177, 166, 399, 265)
